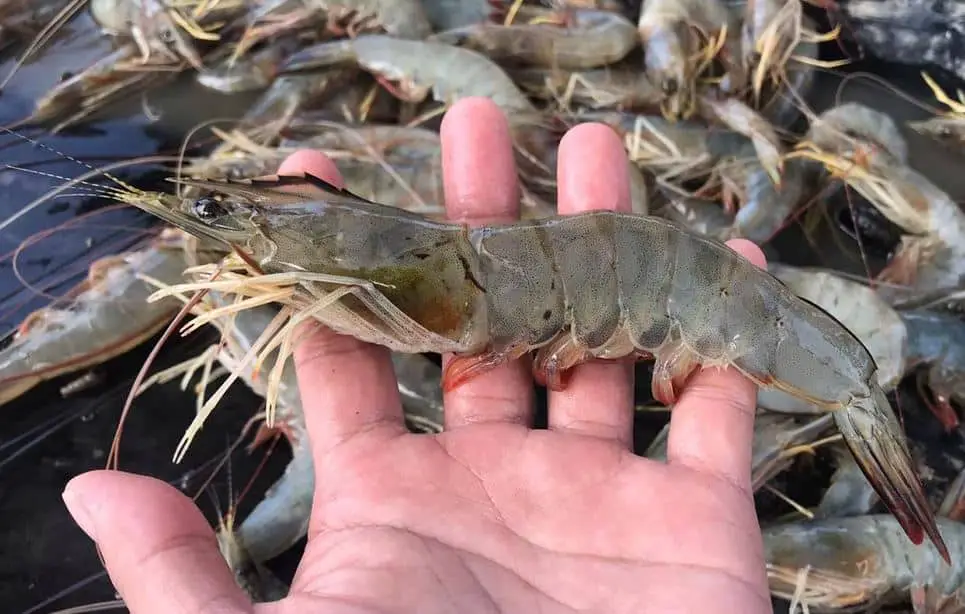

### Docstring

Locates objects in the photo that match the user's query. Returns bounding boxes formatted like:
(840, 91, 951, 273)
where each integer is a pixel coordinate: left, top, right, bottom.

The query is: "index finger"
(665, 239, 767, 493)
(439, 98, 535, 429)
(277, 151, 407, 459)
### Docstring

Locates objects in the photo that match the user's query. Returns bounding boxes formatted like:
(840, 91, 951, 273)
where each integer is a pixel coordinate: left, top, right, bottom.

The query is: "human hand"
(62, 97, 772, 614)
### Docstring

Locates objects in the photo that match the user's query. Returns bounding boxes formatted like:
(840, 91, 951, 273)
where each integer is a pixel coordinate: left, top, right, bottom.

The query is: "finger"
(666, 239, 767, 492)
(547, 123, 634, 446)
(277, 152, 407, 461)
(62, 471, 250, 614)
(440, 97, 534, 428)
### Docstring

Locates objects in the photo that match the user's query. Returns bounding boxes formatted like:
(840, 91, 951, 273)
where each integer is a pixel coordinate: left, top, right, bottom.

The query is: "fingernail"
(62, 485, 97, 540)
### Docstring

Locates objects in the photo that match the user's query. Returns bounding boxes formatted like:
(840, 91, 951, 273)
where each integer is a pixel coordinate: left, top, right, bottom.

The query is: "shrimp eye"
(192, 197, 227, 221)
(661, 79, 678, 96)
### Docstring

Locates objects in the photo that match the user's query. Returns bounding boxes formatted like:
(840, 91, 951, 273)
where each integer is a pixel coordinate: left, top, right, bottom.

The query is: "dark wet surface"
(0, 6, 965, 614)
(0, 12, 294, 614)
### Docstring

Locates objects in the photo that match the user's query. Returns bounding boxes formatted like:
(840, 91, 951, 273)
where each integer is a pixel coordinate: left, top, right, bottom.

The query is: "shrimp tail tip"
(832, 399, 950, 563)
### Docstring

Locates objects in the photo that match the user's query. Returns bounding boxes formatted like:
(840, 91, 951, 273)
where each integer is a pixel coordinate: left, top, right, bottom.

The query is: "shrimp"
(757, 33, 818, 130)
(647, 410, 834, 490)
(13, 43, 181, 132)
(216, 69, 359, 146)
(232, 0, 433, 55)
(584, 110, 750, 185)
(427, 8, 639, 70)
(186, 124, 447, 215)
(907, 71, 965, 148)
(725, 149, 807, 243)
(756, 263, 908, 415)
(89, 0, 243, 69)
(814, 442, 880, 520)
(107, 169, 946, 559)
(740, 0, 835, 101)
(215, 507, 291, 603)
(195, 36, 302, 94)
(421, 0, 494, 32)
(900, 309, 965, 432)
(698, 95, 785, 187)
(509, 65, 662, 112)
(637, 0, 745, 119)
(0, 229, 201, 407)
(794, 104, 965, 304)
(764, 516, 965, 612)
(652, 147, 807, 244)
(279, 34, 537, 114)
(800, 102, 909, 166)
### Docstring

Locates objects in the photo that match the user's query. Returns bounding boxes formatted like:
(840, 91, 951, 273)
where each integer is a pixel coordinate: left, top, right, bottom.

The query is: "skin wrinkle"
(438, 437, 510, 526)
(126, 535, 251, 614)
(418, 539, 496, 614)
(458, 549, 558, 614)
(297, 524, 770, 613)
(187, 592, 255, 614)
(129, 531, 220, 571)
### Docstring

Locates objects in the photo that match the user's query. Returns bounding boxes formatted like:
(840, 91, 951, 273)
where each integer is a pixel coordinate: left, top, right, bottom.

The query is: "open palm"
(63, 98, 772, 614)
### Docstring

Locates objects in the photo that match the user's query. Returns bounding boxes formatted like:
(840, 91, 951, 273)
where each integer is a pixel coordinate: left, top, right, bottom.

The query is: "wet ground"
(1, 6, 965, 614)
(0, 13, 295, 614)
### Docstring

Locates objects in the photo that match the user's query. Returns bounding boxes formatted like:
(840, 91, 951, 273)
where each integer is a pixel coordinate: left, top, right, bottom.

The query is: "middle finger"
(546, 123, 635, 447)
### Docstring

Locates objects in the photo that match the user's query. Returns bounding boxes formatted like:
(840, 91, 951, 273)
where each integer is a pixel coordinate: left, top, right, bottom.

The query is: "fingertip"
(440, 97, 506, 137)
(440, 97, 519, 223)
(725, 238, 767, 270)
(63, 470, 212, 538)
(557, 122, 631, 214)
(278, 149, 345, 187)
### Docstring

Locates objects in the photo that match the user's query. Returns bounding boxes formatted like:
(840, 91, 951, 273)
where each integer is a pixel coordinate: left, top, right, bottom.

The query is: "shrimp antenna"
(3, 164, 128, 200)
(174, 116, 243, 198)
(0, 152, 185, 235)
(832, 70, 949, 116)
(105, 281, 218, 472)
(0, 127, 145, 195)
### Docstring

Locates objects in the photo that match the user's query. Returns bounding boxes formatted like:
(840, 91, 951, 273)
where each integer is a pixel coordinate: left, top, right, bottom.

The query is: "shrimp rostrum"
(118, 171, 947, 561)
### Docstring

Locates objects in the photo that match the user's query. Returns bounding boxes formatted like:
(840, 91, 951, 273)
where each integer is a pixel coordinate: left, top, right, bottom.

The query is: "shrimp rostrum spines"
(125, 172, 947, 560)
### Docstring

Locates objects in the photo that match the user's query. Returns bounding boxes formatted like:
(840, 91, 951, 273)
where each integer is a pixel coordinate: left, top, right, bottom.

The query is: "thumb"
(63, 470, 252, 614)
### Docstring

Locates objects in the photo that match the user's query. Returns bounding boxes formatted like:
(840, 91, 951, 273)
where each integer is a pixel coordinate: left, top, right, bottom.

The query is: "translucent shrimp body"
(127, 173, 949, 563)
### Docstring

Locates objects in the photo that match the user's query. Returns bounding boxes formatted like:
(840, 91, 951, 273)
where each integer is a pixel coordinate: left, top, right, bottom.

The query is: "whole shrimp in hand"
(60, 98, 772, 613)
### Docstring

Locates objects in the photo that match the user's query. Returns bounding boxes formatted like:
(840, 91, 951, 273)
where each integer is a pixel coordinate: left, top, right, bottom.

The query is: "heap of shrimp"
(764, 475, 965, 614)
(636, 0, 746, 119)
(52, 149, 945, 561)
(740, 0, 847, 102)
(791, 102, 965, 305)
